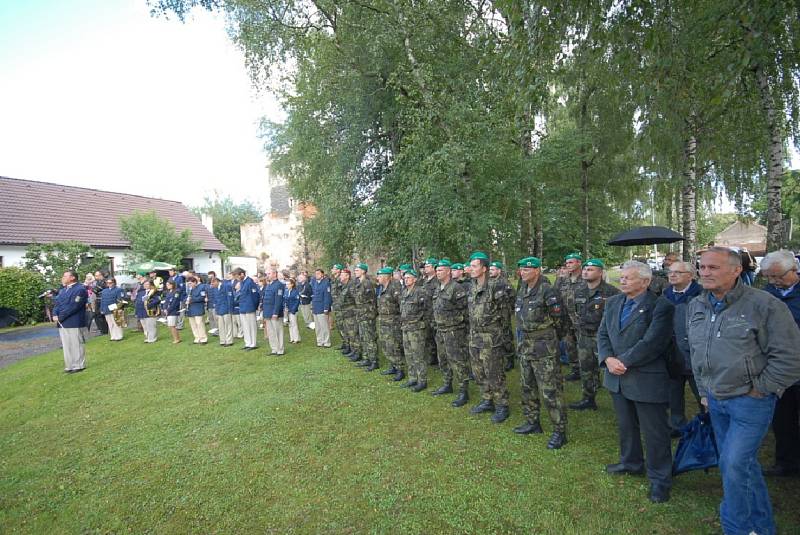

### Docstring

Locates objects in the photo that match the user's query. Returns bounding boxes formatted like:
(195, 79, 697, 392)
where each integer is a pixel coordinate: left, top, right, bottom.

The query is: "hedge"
(0, 267, 47, 325)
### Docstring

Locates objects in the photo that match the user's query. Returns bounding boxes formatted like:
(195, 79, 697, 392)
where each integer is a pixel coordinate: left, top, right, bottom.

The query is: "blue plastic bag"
(673, 412, 719, 475)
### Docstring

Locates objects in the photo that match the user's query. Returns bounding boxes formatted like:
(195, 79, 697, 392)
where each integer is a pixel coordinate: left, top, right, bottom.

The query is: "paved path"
(0, 325, 101, 369)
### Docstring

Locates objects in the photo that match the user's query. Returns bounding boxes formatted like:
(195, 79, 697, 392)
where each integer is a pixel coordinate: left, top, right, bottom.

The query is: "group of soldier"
(320, 251, 622, 451)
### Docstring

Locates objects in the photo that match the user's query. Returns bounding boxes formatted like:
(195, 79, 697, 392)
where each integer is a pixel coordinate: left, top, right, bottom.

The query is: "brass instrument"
(112, 297, 128, 327)
(145, 288, 161, 317)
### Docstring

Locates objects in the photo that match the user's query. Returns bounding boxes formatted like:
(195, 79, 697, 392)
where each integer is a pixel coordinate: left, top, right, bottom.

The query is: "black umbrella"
(607, 226, 685, 246)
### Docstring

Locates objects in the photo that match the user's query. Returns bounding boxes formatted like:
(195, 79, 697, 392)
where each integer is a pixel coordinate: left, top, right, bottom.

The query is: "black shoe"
(355, 359, 370, 367)
(670, 429, 682, 439)
(243, 346, 257, 351)
(431, 382, 453, 396)
(340, 346, 351, 355)
(380, 367, 397, 376)
(411, 382, 427, 392)
(605, 463, 645, 475)
(65, 368, 86, 374)
(401, 380, 418, 389)
(470, 400, 495, 414)
(365, 361, 379, 372)
(513, 421, 543, 434)
(564, 370, 581, 382)
(569, 398, 597, 411)
(763, 465, 800, 477)
(451, 387, 469, 407)
(648, 486, 670, 503)
(349, 353, 362, 362)
(393, 369, 406, 382)
(491, 405, 510, 423)
(547, 431, 567, 449)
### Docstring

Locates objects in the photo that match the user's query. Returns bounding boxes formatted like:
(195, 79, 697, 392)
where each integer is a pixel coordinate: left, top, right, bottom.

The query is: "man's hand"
(605, 356, 627, 375)
(700, 397, 708, 408)
(747, 388, 765, 399)
(272, 315, 278, 320)
(52, 316, 58, 322)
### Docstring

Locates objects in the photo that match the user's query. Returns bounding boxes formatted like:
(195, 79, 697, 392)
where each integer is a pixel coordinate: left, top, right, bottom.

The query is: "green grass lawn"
(1, 322, 798, 534)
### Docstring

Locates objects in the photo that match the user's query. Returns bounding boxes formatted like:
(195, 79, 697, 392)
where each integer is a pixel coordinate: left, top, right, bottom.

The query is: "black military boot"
(451, 385, 469, 407)
(340, 345, 351, 355)
(380, 366, 397, 376)
(393, 369, 406, 382)
(431, 381, 453, 396)
(401, 380, 418, 388)
(348, 352, 362, 362)
(355, 359, 370, 367)
(513, 420, 543, 434)
(490, 405, 510, 423)
(411, 381, 427, 392)
(365, 360, 379, 372)
(568, 397, 597, 411)
(470, 399, 495, 414)
(564, 369, 581, 382)
(547, 431, 567, 450)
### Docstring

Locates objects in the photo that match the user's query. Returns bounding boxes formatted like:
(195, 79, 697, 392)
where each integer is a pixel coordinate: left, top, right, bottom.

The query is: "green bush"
(0, 267, 46, 325)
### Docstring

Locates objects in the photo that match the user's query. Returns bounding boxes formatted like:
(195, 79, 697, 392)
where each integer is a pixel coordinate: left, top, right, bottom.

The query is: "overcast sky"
(0, 0, 282, 208)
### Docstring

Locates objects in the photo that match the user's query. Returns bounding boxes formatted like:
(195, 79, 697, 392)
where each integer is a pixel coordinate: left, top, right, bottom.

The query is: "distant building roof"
(714, 220, 767, 255)
(0, 176, 225, 251)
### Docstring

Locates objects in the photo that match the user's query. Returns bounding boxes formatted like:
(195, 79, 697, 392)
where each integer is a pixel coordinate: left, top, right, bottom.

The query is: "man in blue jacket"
(168, 267, 186, 330)
(761, 249, 800, 478)
(215, 275, 235, 347)
(234, 267, 260, 350)
(262, 268, 285, 355)
(311, 268, 332, 347)
(52, 270, 89, 373)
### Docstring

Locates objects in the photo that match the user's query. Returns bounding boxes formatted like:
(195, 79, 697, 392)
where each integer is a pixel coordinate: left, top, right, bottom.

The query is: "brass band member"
(99, 277, 126, 341)
(135, 279, 160, 343)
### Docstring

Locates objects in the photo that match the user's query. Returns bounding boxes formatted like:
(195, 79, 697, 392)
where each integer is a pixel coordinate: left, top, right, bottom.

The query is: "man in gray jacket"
(688, 247, 800, 535)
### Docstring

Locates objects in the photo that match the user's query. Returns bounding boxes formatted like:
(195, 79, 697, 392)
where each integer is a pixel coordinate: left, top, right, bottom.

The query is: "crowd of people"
(50, 246, 800, 535)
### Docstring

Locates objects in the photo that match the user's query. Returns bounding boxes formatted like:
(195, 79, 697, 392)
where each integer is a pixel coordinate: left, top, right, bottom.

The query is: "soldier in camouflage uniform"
(489, 261, 516, 371)
(569, 258, 620, 411)
(353, 263, 380, 371)
(422, 257, 440, 366)
(337, 269, 361, 362)
(400, 268, 430, 392)
(554, 252, 584, 381)
(330, 264, 347, 353)
(376, 266, 405, 381)
(466, 251, 510, 423)
(512, 256, 568, 449)
(431, 259, 471, 407)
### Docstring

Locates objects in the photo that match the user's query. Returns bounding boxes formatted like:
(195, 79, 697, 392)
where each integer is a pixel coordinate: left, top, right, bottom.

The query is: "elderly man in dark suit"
(598, 260, 675, 503)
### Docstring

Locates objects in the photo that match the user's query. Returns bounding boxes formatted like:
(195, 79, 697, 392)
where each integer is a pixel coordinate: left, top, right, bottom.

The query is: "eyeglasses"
(765, 268, 796, 281)
(668, 271, 691, 275)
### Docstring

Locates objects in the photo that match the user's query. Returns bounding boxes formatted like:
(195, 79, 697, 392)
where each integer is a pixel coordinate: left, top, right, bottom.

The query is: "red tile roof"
(0, 176, 225, 251)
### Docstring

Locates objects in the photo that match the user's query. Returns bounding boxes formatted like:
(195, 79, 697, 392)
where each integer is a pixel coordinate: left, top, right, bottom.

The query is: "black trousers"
(772, 384, 800, 470)
(94, 312, 108, 334)
(668, 373, 703, 431)
(611, 392, 672, 490)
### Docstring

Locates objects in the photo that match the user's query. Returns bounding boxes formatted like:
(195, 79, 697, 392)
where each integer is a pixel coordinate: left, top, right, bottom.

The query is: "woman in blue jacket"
(163, 280, 182, 344)
(286, 278, 301, 343)
(135, 279, 161, 343)
(185, 276, 208, 344)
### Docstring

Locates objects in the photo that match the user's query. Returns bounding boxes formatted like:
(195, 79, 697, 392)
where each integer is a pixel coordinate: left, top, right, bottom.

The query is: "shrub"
(0, 267, 47, 325)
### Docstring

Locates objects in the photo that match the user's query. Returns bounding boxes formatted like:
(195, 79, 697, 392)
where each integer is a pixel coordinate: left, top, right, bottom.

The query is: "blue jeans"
(708, 393, 777, 535)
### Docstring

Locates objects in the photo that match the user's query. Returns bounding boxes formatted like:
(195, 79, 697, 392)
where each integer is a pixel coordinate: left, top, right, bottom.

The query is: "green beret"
(451, 263, 464, 270)
(397, 263, 411, 272)
(436, 259, 452, 268)
(469, 251, 489, 262)
(517, 256, 542, 268)
(356, 262, 368, 271)
(424, 257, 439, 266)
(564, 252, 582, 261)
(490, 261, 504, 270)
(332, 263, 344, 270)
(377, 266, 393, 275)
(404, 268, 419, 278)
(583, 258, 605, 269)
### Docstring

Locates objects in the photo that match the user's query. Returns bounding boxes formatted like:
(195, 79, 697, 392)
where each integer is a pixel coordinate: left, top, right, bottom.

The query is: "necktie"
(620, 299, 636, 328)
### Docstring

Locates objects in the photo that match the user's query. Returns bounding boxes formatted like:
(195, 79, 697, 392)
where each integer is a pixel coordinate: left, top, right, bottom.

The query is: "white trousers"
(188, 315, 207, 343)
(314, 313, 331, 347)
(59, 327, 86, 371)
(207, 309, 217, 329)
(288, 313, 301, 342)
(217, 313, 233, 345)
(300, 303, 312, 325)
(267, 317, 285, 354)
(141, 317, 158, 342)
(105, 313, 124, 340)
(240, 312, 257, 348)
(233, 314, 244, 338)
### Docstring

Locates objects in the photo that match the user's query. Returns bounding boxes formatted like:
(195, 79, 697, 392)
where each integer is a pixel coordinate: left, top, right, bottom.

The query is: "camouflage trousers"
(357, 316, 378, 361)
(469, 330, 509, 407)
(501, 313, 515, 360)
(339, 313, 360, 355)
(561, 318, 579, 373)
(425, 322, 438, 365)
(402, 327, 427, 383)
(517, 331, 566, 433)
(576, 332, 600, 399)
(378, 318, 404, 369)
(435, 327, 469, 387)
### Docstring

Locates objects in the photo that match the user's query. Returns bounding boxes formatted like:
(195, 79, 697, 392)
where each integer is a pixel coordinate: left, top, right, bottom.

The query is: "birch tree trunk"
(755, 64, 786, 251)
(682, 135, 698, 261)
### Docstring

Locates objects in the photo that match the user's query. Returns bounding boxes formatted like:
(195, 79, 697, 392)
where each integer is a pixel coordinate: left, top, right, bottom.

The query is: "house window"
(181, 258, 194, 271)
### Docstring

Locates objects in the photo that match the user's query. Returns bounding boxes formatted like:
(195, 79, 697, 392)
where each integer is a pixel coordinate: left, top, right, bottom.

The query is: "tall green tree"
(191, 194, 262, 256)
(119, 211, 202, 267)
(23, 241, 110, 288)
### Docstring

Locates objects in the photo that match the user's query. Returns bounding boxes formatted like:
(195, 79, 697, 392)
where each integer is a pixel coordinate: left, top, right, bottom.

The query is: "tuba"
(146, 288, 161, 317)
(113, 296, 128, 327)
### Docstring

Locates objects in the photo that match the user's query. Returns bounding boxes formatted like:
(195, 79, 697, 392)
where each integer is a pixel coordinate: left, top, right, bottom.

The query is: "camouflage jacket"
(575, 280, 620, 335)
(354, 275, 377, 320)
(555, 273, 585, 324)
(433, 279, 468, 331)
(516, 277, 564, 338)
(400, 284, 430, 332)
(337, 279, 358, 317)
(467, 278, 505, 334)
(331, 277, 343, 309)
(376, 279, 403, 321)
